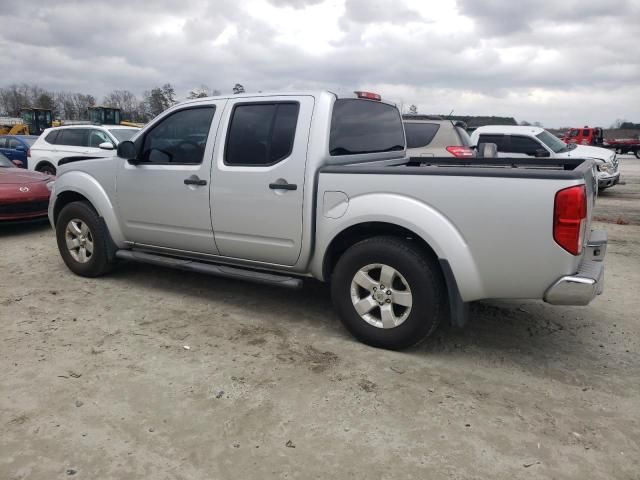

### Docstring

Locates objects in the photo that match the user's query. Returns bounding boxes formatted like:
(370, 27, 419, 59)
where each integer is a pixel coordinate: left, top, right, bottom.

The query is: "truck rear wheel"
(56, 201, 114, 277)
(331, 236, 447, 350)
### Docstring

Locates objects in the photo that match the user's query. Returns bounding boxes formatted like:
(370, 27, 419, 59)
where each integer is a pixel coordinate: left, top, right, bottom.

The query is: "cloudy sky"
(1, 0, 639, 127)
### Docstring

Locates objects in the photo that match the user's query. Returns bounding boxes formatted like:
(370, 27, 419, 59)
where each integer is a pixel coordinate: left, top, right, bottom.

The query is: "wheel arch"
(52, 171, 126, 246)
(35, 160, 56, 174)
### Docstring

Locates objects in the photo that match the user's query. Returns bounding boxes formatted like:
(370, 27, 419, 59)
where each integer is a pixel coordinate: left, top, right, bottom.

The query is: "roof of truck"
(180, 90, 398, 107)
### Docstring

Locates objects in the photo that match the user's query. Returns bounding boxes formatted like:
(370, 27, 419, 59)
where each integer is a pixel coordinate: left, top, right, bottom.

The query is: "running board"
(115, 250, 303, 289)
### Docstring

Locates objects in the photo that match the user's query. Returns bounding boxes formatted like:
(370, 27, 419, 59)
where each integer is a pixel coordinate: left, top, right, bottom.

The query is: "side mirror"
(117, 140, 139, 163)
(98, 142, 114, 150)
(477, 142, 498, 158)
(11, 159, 24, 167)
(534, 148, 550, 158)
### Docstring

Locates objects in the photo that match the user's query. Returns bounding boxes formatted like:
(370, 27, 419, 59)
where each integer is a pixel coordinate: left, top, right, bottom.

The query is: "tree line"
(0, 83, 246, 123)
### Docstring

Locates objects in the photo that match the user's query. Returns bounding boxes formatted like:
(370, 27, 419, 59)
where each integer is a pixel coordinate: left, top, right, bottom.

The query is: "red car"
(0, 152, 54, 221)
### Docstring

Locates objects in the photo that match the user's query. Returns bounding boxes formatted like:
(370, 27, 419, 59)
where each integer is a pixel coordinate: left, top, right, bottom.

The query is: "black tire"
(55, 201, 113, 277)
(331, 236, 447, 350)
(38, 164, 57, 176)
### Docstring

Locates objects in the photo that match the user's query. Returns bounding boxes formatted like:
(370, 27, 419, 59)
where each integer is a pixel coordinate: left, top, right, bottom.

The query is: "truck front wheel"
(55, 201, 114, 277)
(331, 236, 447, 350)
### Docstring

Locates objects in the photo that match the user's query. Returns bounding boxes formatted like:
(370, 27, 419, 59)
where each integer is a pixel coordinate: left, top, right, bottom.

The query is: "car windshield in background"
(0, 153, 14, 167)
(537, 130, 570, 153)
(108, 129, 138, 143)
(330, 99, 404, 156)
(404, 123, 440, 149)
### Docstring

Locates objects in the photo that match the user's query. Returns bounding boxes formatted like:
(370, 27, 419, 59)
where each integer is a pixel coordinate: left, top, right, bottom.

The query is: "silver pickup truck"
(49, 90, 607, 350)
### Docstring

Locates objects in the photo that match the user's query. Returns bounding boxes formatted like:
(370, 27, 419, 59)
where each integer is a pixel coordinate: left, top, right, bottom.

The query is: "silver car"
(404, 118, 475, 158)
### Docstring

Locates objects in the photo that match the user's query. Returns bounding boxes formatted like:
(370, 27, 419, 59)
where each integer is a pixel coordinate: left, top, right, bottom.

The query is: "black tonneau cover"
(321, 157, 594, 180)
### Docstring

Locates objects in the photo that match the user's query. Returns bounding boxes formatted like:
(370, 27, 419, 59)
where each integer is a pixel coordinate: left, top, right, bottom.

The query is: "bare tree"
(232, 83, 245, 95)
(408, 104, 418, 115)
(143, 83, 178, 118)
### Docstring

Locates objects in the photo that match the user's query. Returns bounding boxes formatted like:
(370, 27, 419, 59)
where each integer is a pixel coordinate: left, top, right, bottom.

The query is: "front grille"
(612, 154, 619, 169)
(0, 201, 49, 215)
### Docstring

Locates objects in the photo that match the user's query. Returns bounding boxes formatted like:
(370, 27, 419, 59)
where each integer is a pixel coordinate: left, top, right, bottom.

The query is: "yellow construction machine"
(89, 107, 144, 128)
(0, 108, 53, 136)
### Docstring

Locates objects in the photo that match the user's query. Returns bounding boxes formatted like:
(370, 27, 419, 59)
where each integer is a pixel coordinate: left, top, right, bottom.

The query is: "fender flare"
(52, 171, 126, 247)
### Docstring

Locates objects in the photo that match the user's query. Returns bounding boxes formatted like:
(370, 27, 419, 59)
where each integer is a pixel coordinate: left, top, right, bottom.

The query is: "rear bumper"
(544, 230, 607, 306)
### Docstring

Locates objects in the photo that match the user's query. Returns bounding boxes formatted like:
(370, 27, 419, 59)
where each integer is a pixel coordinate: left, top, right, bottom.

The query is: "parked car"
(0, 135, 40, 168)
(0, 152, 54, 221)
(49, 90, 606, 350)
(404, 118, 476, 158)
(470, 126, 620, 190)
(28, 125, 140, 175)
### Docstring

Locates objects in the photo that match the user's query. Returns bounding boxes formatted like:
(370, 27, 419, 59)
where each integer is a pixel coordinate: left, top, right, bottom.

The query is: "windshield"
(0, 153, 14, 167)
(22, 136, 39, 146)
(536, 130, 573, 153)
(108, 128, 139, 143)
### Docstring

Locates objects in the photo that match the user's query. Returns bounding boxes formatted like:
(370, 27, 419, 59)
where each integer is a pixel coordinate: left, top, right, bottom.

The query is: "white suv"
(470, 126, 620, 190)
(29, 125, 139, 175)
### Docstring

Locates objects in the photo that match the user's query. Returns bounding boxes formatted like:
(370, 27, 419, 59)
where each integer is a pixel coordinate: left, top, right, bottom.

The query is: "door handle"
(184, 176, 207, 186)
(269, 182, 297, 191)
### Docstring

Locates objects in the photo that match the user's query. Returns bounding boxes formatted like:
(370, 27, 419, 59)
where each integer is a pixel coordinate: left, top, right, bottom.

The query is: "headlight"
(597, 162, 614, 174)
(46, 180, 55, 192)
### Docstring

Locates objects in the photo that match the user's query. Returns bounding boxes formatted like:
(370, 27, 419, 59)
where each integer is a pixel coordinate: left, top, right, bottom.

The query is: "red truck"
(562, 126, 640, 158)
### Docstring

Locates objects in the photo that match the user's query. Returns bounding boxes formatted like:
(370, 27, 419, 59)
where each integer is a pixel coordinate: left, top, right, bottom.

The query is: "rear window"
(329, 99, 404, 156)
(404, 123, 440, 148)
(45, 130, 59, 144)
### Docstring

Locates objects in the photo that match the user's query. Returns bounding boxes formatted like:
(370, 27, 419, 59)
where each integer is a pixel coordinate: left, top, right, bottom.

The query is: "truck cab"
(562, 126, 604, 146)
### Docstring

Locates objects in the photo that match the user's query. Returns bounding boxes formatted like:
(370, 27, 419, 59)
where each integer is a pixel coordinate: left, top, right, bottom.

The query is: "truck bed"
(316, 156, 597, 302)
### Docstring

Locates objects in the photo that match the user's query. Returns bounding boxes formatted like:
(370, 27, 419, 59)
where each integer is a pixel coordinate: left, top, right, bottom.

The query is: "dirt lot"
(1, 156, 639, 480)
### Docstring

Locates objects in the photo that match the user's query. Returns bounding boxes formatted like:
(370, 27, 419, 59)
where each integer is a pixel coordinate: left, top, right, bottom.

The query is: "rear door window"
(478, 134, 507, 150)
(330, 99, 404, 156)
(404, 123, 440, 148)
(225, 103, 299, 166)
(58, 129, 89, 147)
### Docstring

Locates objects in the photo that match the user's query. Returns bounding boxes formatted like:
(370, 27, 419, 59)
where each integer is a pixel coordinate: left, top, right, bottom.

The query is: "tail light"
(354, 91, 381, 101)
(553, 185, 587, 255)
(446, 146, 474, 158)
(27, 148, 31, 158)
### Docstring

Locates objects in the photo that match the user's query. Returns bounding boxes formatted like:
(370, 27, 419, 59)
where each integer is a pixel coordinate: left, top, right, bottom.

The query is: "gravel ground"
(1, 155, 639, 479)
